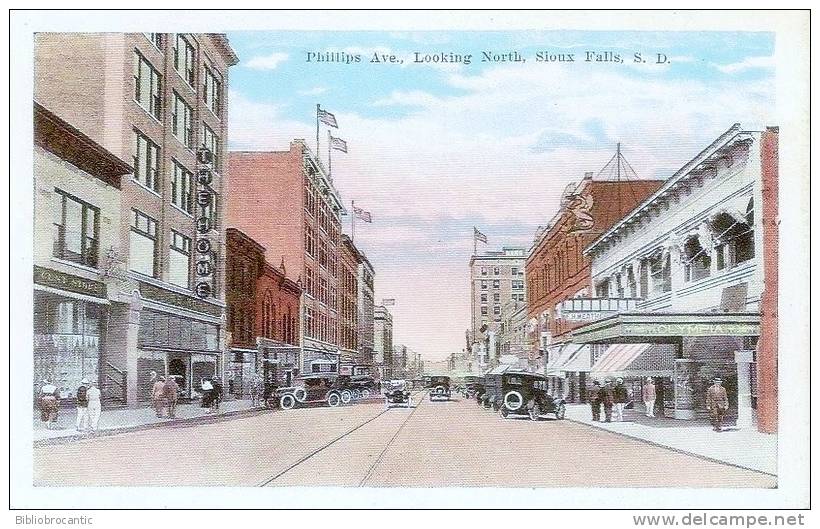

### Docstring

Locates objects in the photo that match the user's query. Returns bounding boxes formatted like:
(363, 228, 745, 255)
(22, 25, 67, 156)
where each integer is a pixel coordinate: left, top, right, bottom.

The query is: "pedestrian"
(86, 379, 101, 432)
(250, 374, 263, 407)
(200, 377, 214, 410)
(152, 375, 167, 418)
(75, 378, 90, 432)
(600, 379, 615, 422)
(39, 379, 59, 430)
(211, 376, 224, 413)
(164, 375, 179, 419)
(642, 377, 657, 418)
(706, 376, 730, 432)
(588, 380, 602, 422)
(613, 378, 628, 422)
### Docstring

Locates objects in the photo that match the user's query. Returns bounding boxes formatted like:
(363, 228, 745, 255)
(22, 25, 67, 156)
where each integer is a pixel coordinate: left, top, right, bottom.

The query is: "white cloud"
(713, 55, 774, 74)
(244, 52, 289, 71)
(228, 60, 774, 357)
(297, 86, 329, 96)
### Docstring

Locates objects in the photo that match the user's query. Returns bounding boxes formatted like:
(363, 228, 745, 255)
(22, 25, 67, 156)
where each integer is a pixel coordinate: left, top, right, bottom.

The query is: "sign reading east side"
(34, 265, 107, 298)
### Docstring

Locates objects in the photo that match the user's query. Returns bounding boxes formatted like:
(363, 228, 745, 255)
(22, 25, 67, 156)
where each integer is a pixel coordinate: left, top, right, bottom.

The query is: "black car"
(462, 375, 485, 400)
(337, 374, 378, 400)
(383, 379, 412, 408)
(427, 375, 451, 401)
(497, 372, 566, 421)
(482, 372, 504, 410)
(278, 375, 353, 409)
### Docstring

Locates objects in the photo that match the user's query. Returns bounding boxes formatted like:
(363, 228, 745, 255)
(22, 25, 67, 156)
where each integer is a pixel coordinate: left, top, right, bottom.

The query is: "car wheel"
(555, 403, 566, 420)
(352, 389, 362, 400)
(340, 390, 353, 405)
(328, 392, 341, 407)
(500, 407, 509, 419)
(503, 390, 524, 411)
(280, 394, 296, 410)
(362, 389, 371, 399)
(293, 387, 307, 403)
(529, 404, 541, 421)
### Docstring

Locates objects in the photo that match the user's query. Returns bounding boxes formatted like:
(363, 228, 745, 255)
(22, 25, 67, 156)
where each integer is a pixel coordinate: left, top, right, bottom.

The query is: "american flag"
(353, 206, 372, 223)
(330, 135, 348, 153)
(473, 227, 487, 244)
(318, 108, 338, 128)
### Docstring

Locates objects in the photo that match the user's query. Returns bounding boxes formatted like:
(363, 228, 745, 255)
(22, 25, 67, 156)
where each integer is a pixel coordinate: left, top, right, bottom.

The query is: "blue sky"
(225, 30, 775, 360)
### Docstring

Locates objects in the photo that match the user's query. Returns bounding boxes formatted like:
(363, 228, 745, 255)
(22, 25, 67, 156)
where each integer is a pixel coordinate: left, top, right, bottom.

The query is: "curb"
(566, 416, 777, 478)
(32, 405, 273, 447)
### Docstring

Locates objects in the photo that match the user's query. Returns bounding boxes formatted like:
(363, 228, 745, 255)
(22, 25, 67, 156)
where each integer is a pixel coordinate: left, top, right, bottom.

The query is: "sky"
(225, 30, 775, 361)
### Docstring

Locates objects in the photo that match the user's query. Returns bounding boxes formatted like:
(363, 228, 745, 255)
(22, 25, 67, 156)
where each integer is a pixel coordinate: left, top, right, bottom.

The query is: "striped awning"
(560, 345, 592, 373)
(590, 343, 674, 377)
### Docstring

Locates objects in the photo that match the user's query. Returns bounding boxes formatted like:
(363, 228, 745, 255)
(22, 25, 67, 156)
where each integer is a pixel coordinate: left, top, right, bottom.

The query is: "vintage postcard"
(8, 8, 810, 515)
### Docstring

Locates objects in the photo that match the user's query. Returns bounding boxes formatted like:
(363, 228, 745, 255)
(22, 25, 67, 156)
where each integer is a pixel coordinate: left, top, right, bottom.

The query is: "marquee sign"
(195, 147, 216, 299)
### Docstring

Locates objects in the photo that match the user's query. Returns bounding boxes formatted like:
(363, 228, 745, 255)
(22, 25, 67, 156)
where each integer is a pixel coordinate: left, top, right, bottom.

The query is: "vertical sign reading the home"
(195, 147, 215, 299)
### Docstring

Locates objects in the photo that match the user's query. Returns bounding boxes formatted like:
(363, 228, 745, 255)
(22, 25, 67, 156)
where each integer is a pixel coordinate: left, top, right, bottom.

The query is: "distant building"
(338, 235, 360, 366)
(373, 305, 393, 379)
(356, 253, 376, 367)
(498, 299, 530, 369)
(468, 247, 527, 371)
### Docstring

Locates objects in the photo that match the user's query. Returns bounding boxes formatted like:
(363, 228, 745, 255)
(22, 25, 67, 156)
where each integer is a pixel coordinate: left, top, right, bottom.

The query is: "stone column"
(673, 358, 698, 419)
(735, 349, 755, 429)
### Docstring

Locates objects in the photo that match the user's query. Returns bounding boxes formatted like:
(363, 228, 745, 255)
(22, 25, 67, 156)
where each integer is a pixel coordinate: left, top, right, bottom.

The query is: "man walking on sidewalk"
(164, 375, 179, 418)
(588, 380, 602, 421)
(86, 380, 101, 432)
(600, 379, 615, 422)
(75, 379, 90, 432)
(642, 377, 657, 418)
(152, 376, 167, 418)
(706, 377, 730, 432)
(613, 378, 628, 422)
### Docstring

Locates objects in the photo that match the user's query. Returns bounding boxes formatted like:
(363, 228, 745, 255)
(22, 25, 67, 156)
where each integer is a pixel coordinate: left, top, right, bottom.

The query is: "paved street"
(33, 392, 775, 488)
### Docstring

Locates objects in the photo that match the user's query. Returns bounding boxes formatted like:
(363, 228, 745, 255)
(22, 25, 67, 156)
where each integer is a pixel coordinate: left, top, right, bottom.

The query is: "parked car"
(277, 375, 353, 409)
(497, 371, 566, 421)
(427, 375, 451, 401)
(337, 374, 378, 400)
(463, 376, 485, 400)
(482, 372, 504, 411)
(383, 379, 412, 408)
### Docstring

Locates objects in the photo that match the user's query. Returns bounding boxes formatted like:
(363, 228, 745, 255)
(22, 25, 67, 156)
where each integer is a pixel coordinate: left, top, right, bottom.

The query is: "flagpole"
(473, 228, 477, 256)
(351, 200, 356, 242)
(327, 129, 332, 176)
(316, 104, 320, 156)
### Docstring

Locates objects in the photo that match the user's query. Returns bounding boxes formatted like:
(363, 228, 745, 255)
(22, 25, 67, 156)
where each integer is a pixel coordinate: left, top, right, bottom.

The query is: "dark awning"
(570, 312, 760, 344)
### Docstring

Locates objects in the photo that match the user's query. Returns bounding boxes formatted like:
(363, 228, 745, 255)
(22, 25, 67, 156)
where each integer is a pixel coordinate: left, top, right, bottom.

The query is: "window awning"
(590, 343, 674, 378)
(571, 312, 761, 344)
(311, 359, 336, 366)
(560, 345, 592, 373)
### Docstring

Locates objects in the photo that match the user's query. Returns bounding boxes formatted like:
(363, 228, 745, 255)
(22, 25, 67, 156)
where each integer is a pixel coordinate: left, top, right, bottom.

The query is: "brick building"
(228, 142, 346, 375)
(338, 235, 360, 365)
(373, 305, 394, 379)
(527, 171, 664, 401)
(357, 253, 376, 367)
(225, 228, 301, 397)
(34, 33, 238, 406)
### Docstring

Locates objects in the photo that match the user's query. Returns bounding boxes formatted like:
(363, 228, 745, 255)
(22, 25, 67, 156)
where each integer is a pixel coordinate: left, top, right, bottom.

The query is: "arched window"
(684, 236, 711, 282)
(711, 198, 755, 270)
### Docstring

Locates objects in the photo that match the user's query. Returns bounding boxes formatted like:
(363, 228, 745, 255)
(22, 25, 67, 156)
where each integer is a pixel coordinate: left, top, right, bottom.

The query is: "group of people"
(199, 376, 224, 414)
(588, 377, 631, 422)
(38, 378, 101, 433)
(150, 375, 180, 418)
(587, 376, 731, 431)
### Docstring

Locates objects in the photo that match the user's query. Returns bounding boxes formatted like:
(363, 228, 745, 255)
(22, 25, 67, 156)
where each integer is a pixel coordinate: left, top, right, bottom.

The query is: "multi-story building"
(228, 141, 346, 375)
(357, 252, 376, 366)
(33, 102, 133, 406)
(468, 247, 527, 370)
(338, 235, 360, 365)
(528, 171, 664, 402)
(392, 345, 409, 378)
(498, 299, 530, 369)
(225, 228, 301, 397)
(571, 125, 778, 433)
(34, 33, 238, 405)
(373, 304, 393, 379)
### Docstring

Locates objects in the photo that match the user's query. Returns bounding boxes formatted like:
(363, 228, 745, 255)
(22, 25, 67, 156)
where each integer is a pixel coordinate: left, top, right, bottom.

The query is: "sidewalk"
(565, 404, 777, 475)
(33, 399, 263, 444)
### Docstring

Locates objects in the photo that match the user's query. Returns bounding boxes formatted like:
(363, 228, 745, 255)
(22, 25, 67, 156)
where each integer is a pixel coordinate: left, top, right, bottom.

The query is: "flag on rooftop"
(354, 206, 372, 223)
(330, 135, 348, 153)
(318, 107, 338, 128)
(473, 227, 488, 244)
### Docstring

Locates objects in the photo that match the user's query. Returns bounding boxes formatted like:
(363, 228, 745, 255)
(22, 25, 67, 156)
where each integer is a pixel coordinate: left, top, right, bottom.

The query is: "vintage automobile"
(277, 375, 353, 409)
(463, 375, 485, 400)
(497, 371, 567, 421)
(426, 375, 452, 401)
(383, 379, 413, 408)
(337, 374, 379, 400)
(482, 372, 504, 410)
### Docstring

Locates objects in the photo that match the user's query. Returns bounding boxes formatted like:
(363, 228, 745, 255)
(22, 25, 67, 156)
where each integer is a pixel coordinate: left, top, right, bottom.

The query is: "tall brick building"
(228, 142, 346, 372)
(34, 33, 238, 406)
(339, 235, 360, 364)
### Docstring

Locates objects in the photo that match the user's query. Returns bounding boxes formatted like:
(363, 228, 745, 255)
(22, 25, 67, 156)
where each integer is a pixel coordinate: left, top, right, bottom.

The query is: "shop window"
(53, 190, 99, 268)
(129, 209, 157, 278)
(684, 237, 711, 282)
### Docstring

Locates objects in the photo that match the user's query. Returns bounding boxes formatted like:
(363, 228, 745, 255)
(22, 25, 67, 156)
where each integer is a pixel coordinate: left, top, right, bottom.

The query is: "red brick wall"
(527, 179, 665, 341)
(757, 128, 779, 433)
(256, 264, 301, 346)
(227, 145, 306, 284)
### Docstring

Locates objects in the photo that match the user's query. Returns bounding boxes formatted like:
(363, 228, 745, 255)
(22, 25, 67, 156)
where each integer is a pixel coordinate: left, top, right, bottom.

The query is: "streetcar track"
(257, 390, 427, 487)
